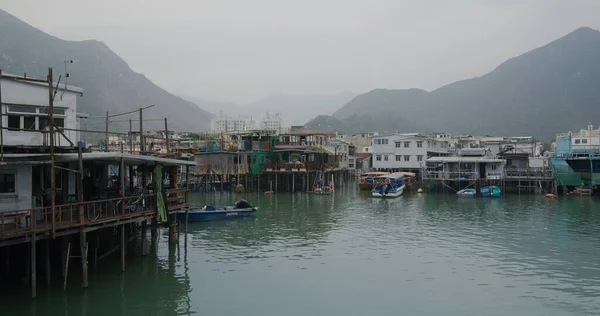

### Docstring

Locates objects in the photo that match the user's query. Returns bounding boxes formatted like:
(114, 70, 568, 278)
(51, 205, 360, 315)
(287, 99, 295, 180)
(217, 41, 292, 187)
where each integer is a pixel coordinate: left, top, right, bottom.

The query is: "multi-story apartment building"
(372, 133, 451, 172)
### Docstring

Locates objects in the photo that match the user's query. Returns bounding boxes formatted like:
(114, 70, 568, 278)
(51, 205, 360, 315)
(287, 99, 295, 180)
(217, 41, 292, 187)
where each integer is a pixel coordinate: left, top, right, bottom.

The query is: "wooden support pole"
(63, 242, 71, 291)
(120, 157, 125, 215)
(275, 173, 278, 193)
(121, 224, 126, 272)
(45, 239, 51, 286)
(49, 67, 56, 238)
(80, 231, 89, 288)
(292, 173, 295, 193)
(77, 143, 84, 225)
(141, 220, 148, 256)
(94, 237, 99, 271)
(31, 233, 37, 298)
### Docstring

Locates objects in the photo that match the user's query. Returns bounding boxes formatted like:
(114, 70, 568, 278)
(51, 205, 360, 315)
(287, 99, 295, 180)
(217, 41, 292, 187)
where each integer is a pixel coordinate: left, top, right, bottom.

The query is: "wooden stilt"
(292, 173, 295, 193)
(63, 242, 71, 291)
(31, 233, 37, 298)
(45, 239, 51, 286)
(80, 231, 89, 288)
(142, 220, 148, 256)
(94, 237, 99, 271)
(4, 246, 9, 277)
(121, 224, 126, 272)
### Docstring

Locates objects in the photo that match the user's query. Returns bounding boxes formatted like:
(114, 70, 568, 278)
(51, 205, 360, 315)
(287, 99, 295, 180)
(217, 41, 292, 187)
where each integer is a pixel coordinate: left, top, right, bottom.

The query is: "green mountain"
(307, 27, 600, 139)
(0, 9, 213, 133)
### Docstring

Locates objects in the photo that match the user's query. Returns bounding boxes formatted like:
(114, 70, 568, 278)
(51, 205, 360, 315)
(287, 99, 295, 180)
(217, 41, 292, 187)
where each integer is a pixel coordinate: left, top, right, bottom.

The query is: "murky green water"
(4, 189, 600, 315)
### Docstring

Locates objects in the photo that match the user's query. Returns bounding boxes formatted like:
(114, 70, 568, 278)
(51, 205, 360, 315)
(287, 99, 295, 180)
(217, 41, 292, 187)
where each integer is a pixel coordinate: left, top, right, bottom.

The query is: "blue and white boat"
(176, 200, 258, 222)
(480, 186, 502, 197)
(457, 188, 476, 197)
(371, 174, 405, 198)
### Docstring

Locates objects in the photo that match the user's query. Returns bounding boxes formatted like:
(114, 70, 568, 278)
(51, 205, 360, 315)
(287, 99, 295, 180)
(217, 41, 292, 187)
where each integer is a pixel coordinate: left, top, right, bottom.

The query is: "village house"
(372, 133, 451, 173)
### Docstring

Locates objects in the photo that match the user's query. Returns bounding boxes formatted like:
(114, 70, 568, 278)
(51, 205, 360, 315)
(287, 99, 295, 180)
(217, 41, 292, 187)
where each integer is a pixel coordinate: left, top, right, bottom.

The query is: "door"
(479, 163, 486, 179)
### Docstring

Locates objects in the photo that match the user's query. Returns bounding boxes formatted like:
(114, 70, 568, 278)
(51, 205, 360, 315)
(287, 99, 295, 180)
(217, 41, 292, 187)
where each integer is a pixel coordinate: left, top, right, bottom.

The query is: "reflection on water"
(3, 191, 600, 315)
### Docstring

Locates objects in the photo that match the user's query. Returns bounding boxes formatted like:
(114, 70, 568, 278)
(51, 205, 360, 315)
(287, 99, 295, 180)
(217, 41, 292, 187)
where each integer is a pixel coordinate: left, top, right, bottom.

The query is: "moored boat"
(359, 171, 389, 190)
(176, 200, 258, 222)
(457, 188, 476, 197)
(480, 186, 501, 197)
(371, 174, 405, 198)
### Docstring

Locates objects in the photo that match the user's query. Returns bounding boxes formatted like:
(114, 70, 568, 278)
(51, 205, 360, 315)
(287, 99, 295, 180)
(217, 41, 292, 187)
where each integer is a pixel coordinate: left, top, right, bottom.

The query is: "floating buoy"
(417, 188, 423, 193)
(546, 193, 556, 199)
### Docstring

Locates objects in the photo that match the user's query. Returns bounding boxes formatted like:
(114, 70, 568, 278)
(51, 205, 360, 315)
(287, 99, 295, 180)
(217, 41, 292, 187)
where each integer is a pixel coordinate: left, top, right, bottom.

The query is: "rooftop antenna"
(61, 60, 77, 100)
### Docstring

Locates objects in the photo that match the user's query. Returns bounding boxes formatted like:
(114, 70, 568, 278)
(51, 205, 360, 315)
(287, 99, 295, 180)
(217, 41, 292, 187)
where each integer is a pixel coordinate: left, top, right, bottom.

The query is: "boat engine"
(234, 199, 252, 209)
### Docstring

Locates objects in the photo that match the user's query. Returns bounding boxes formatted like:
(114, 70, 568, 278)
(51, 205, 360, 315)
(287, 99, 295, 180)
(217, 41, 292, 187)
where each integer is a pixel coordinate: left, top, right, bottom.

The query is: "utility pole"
(139, 108, 144, 154)
(129, 119, 133, 153)
(164, 117, 169, 153)
(105, 111, 109, 152)
(0, 69, 3, 162)
(48, 67, 56, 237)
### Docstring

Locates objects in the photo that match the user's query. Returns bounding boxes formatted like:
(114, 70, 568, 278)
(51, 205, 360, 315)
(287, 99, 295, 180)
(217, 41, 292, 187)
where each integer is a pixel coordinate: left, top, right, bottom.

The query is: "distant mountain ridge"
(0, 9, 213, 133)
(189, 92, 356, 125)
(307, 27, 600, 140)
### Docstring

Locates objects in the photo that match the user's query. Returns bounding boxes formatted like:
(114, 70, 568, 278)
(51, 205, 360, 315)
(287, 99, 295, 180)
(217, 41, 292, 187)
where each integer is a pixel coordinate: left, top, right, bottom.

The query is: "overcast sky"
(1, 0, 600, 104)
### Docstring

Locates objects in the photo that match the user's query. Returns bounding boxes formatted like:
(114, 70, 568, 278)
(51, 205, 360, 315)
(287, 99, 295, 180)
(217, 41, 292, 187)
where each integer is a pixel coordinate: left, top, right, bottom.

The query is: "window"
(24, 116, 36, 130)
(575, 139, 581, 144)
(376, 155, 381, 161)
(395, 155, 401, 161)
(8, 115, 20, 130)
(404, 155, 410, 161)
(395, 142, 401, 148)
(404, 141, 410, 148)
(384, 155, 389, 161)
(582, 139, 588, 144)
(506, 159, 512, 166)
(491, 164, 497, 170)
(417, 141, 423, 148)
(365, 148, 369, 152)
(417, 155, 423, 162)
(0, 173, 16, 194)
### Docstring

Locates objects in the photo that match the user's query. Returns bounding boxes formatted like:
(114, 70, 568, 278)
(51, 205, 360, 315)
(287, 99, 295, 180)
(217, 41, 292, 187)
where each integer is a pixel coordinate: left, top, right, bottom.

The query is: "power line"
(84, 104, 155, 119)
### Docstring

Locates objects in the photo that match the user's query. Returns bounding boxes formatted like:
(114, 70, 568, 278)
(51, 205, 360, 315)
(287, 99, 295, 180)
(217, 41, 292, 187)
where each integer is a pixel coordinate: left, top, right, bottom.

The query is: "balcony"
(0, 190, 189, 239)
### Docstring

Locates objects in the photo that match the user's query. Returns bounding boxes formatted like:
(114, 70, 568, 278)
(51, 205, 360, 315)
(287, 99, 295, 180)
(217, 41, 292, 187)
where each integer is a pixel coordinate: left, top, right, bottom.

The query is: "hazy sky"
(2, 0, 600, 104)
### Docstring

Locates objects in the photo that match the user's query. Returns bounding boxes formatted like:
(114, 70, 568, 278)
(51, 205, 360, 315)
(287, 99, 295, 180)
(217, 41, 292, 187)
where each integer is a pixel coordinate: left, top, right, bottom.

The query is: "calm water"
(4, 189, 600, 315)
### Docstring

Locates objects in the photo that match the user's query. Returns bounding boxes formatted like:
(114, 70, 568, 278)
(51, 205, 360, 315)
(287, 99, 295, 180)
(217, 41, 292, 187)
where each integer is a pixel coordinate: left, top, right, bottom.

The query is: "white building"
(261, 112, 285, 134)
(372, 133, 451, 171)
(1, 73, 83, 147)
(211, 111, 289, 134)
(0, 73, 83, 212)
(568, 124, 600, 152)
(210, 111, 258, 133)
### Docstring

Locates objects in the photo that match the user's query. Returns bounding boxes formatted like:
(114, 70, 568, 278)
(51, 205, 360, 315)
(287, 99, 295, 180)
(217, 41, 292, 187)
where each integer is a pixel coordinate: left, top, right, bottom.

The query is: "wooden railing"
(166, 188, 189, 211)
(504, 168, 553, 179)
(0, 192, 184, 238)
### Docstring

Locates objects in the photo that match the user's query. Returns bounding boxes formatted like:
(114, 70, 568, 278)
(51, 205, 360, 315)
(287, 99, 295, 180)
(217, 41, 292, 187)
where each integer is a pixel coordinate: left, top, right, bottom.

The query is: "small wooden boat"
(176, 200, 258, 222)
(308, 188, 333, 195)
(371, 174, 405, 198)
(480, 186, 501, 197)
(359, 172, 389, 190)
(457, 188, 476, 197)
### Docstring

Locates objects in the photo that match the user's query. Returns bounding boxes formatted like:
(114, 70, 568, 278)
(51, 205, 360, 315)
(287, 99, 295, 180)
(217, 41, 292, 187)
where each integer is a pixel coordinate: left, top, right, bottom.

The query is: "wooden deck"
(0, 188, 188, 240)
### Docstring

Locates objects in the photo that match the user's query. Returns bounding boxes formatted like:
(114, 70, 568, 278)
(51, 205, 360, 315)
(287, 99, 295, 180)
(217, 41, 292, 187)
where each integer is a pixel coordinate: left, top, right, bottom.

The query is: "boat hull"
(176, 208, 255, 222)
(359, 183, 374, 190)
(308, 190, 333, 195)
(457, 189, 476, 197)
(372, 186, 404, 198)
(480, 186, 502, 197)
